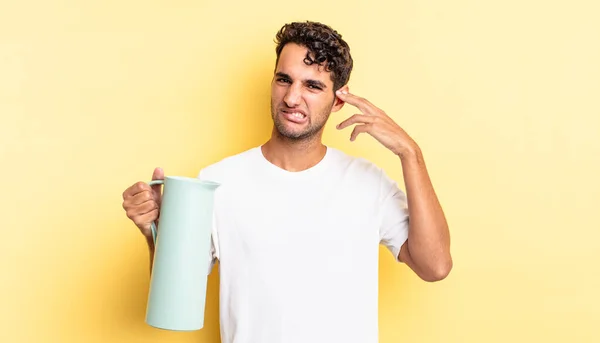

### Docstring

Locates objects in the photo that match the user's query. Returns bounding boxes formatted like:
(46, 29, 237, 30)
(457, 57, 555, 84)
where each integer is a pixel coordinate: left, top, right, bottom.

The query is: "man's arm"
(334, 89, 452, 282)
(397, 146, 452, 282)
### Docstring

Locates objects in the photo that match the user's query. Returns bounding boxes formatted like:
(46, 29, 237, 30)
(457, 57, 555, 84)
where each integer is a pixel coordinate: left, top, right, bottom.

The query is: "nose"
(283, 83, 301, 107)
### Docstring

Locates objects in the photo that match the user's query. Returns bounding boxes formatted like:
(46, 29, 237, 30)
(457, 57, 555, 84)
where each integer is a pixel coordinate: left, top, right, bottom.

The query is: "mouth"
(280, 109, 308, 124)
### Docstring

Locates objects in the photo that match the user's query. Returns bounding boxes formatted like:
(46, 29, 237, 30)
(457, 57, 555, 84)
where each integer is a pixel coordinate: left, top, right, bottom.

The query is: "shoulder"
(328, 147, 386, 180)
(197, 146, 261, 183)
(328, 147, 401, 194)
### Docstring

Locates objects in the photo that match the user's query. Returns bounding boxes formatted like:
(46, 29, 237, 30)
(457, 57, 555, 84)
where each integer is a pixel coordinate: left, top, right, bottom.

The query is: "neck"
(261, 128, 327, 172)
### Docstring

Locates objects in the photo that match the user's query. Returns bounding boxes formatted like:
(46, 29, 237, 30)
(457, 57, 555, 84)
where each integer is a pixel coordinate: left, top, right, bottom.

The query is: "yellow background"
(2, 0, 599, 342)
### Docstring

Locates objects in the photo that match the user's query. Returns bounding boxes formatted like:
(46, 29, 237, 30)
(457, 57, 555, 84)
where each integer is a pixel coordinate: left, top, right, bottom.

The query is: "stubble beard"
(270, 103, 332, 142)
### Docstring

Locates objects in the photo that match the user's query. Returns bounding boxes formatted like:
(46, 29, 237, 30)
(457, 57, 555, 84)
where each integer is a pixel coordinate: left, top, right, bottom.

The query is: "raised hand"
(335, 89, 419, 158)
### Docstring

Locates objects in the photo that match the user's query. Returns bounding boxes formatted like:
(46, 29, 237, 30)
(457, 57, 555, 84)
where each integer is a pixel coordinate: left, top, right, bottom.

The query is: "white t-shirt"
(197, 146, 409, 343)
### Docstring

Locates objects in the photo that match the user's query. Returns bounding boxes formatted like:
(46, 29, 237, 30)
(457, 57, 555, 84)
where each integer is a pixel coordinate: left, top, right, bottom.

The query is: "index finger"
(123, 181, 151, 199)
(336, 90, 375, 114)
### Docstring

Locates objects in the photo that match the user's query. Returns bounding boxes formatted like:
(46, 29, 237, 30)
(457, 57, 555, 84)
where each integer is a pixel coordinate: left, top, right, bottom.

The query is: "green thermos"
(144, 176, 220, 331)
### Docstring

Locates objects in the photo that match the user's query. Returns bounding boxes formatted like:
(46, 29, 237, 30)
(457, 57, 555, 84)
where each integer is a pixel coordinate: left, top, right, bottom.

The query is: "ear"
(331, 85, 349, 112)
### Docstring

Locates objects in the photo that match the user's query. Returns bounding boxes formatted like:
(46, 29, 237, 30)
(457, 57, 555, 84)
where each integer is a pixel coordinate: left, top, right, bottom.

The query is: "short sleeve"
(378, 172, 410, 261)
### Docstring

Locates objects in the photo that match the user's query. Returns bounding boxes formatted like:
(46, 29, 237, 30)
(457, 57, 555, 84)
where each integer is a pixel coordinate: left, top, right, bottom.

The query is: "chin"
(276, 123, 323, 141)
(275, 125, 305, 140)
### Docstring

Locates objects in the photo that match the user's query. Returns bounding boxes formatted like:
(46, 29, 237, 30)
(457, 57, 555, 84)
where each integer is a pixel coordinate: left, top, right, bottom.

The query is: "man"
(122, 21, 451, 343)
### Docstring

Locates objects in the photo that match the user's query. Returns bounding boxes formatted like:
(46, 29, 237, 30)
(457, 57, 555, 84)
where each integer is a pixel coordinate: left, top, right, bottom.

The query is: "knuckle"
(135, 181, 147, 191)
(141, 191, 152, 201)
(146, 200, 158, 211)
(123, 186, 135, 199)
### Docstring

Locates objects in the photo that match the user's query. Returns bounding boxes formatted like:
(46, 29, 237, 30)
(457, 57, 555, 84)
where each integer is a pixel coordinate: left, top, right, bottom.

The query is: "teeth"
(291, 112, 305, 118)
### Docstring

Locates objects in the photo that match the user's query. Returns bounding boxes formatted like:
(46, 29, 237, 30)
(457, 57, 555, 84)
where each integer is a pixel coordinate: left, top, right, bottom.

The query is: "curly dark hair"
(274, 21, 353, 92)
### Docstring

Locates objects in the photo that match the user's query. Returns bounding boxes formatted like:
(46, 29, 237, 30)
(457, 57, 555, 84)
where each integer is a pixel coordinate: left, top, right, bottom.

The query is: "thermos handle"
(147, 179, 164, 244)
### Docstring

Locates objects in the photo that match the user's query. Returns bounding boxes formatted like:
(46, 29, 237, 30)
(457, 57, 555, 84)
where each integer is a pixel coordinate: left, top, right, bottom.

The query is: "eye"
(308, 84, 323, 90)
(277, 77, 291, 84)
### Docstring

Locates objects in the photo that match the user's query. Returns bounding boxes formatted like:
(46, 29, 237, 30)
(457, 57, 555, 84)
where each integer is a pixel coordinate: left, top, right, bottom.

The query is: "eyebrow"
(276, 72, 328, 89)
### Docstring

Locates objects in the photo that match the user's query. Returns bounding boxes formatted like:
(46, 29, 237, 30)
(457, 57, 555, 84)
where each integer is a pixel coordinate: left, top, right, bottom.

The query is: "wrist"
(395, 143, 422, 162)
(145, 234, 155, 251)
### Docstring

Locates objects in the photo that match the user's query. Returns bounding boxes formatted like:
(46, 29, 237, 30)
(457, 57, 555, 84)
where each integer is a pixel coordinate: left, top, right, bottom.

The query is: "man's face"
(270, 43, 345, 141)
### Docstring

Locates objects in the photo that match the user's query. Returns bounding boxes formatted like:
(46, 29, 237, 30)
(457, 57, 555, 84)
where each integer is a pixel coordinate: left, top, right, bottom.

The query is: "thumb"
(151, 167, 164, 194)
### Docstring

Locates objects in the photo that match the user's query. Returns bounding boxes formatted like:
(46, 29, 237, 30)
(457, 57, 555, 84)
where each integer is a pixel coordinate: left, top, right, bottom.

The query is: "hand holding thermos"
(122, 167, 164, 242)
(120, 168, 220, 331)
